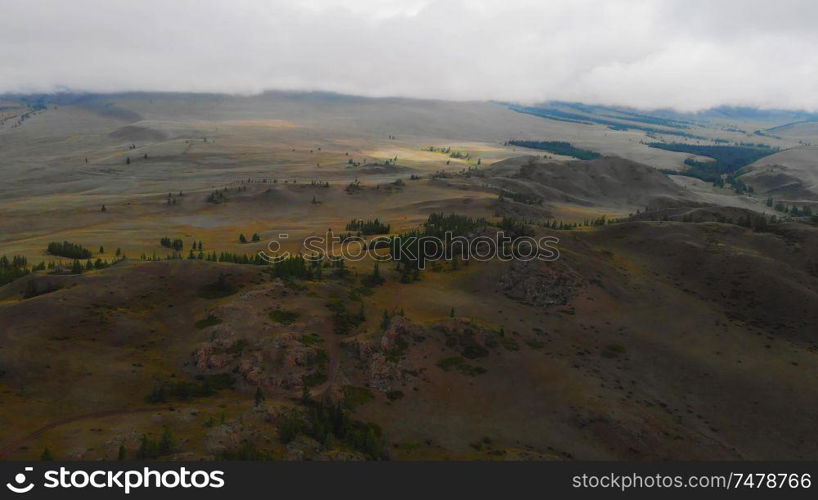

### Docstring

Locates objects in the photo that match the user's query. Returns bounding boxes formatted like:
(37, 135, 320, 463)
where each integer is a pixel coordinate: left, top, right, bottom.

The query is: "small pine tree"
(239, 234, 247, 244)
(118, 444, 126, 460)
(40, 447, 54, 461)
(158, 427, 175, 455)
(254, 387, 265, 407)
(449, 307, 455, 318)
(137, 435, 151, 459)
(126, 156, 130, 165)
(99, 246, 104, 254)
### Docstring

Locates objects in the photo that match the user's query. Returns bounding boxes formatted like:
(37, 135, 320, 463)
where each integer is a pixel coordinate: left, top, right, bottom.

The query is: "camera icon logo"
(6, 467, 34, 494)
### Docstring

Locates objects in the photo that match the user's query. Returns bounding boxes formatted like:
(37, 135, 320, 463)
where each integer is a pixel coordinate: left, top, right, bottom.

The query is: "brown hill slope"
(739, 146, 818, 201)
(1, 220, 817, 460)
(486, 156, 688, 207)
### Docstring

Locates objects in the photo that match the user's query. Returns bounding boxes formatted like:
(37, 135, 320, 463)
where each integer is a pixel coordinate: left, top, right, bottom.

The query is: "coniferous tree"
(158, 426, 175, 455)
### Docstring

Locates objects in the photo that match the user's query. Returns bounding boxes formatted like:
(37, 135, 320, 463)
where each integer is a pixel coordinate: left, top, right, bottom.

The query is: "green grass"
(299, 333, 324, 347)
(437, 356, 486, 376)
(386, 390, 404, 401)
(269, 308, 299, 325)
(146, 373, 235, 403)
(198, 274, 237, 299)
(194, 314, 222, 329)
(601, 344, 627, 359)
(343, 385, 374, 409)
(302, 370, 328, 389)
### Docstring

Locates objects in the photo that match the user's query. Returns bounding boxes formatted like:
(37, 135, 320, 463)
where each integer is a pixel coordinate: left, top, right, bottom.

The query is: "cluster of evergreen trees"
(238, 233, 261, 243)
(206, 190, 227, 204)
(186, 250, 268, 265)
(345, 179, 362, 193)
(508, 104, 704, 138)
(47, 241, 93, 259)
(75, 258, 113, 272)
(360, 263, 385, 287)
(767, 198, 815, 218)
(381, 213, 488, 280)
(345, 218, 391, 235)
(539, 215, 609, 230)
(497, 217, 535, 237)
(159, 237, 184, 251)
(498, 191, 543, 206)
(0, 253, 126, 286)
(424, 146, 472, 160)
(506, 140, 601, 160)
(278, 395, 387, 460)
(423, 213, 486, 238)
(0, 255, 31, 286)
(134, 427, 177, 459)
(268, 255, 316, 279)
(651, 142, 776, 193)
(649, 143, 777, 171)
(638, 210, 776, 232)
(326, 298, 365, 335)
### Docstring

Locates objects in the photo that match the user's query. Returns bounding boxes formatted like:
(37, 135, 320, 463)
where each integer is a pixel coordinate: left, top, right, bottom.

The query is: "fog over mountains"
(2, 0, 818, 110)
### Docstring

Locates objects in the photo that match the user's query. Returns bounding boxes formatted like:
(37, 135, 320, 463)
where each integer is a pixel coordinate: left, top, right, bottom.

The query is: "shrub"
(146, 374, 235, 403)
(386, 390, 404, 401)
(198, 274, 237, 299)
(437, 356, 486, 376)
(194, 314, 222, 329)
(342, 386, 374, 409)
(269, 309, 299, 325)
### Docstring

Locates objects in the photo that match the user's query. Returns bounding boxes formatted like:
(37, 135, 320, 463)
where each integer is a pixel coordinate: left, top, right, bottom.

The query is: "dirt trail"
(0, 407, 169, 460)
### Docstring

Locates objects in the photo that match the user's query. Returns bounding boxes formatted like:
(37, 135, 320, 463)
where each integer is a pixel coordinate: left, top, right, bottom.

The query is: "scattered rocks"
(498, 260, 584, 306)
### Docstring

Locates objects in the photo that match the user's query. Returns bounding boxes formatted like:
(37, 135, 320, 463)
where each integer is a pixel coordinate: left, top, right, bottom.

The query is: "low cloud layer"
(2, 0, 817, 111)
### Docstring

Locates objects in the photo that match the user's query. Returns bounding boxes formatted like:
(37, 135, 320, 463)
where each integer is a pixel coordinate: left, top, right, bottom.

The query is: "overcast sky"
(1, 0, 817, 111)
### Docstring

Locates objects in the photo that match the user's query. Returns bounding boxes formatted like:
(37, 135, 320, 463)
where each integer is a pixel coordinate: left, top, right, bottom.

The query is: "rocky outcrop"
(193, 330, 325, 395)
(498, 260, 583, 306)
(343, 316, 425, 392)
